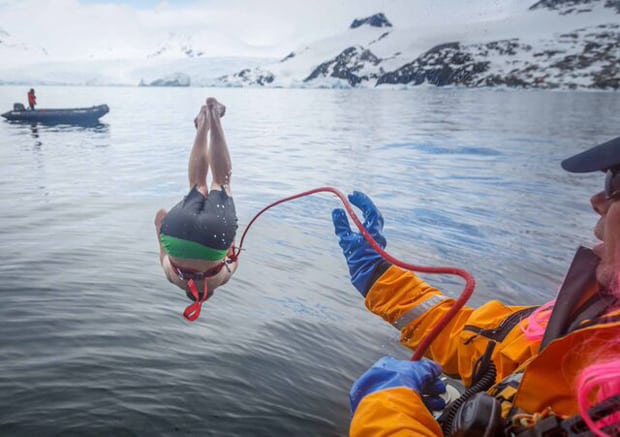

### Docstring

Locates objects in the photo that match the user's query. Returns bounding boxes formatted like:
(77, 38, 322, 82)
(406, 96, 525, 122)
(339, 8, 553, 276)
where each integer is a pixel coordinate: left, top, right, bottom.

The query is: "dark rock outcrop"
(280, 52, 295, 62)
(530, 0, 596, 11)
(376, 28, 619, 90)
(376, 42, 490, 86)
(350, 13, 392, 29)
(218, 68, 274, 87)
(607, 0, 620, 13)
(530, 0, 620, 14)
(304, 46, 381, 86)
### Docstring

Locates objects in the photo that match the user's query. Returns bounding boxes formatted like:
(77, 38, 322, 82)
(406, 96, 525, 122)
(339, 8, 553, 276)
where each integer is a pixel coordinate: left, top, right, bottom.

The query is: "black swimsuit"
(160, 186, 238, 260)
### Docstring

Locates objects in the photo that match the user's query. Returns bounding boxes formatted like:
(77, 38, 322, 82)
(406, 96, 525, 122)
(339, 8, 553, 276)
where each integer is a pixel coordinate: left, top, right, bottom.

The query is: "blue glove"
(332, 191, 387, 296)
(350, 356, 446, 414)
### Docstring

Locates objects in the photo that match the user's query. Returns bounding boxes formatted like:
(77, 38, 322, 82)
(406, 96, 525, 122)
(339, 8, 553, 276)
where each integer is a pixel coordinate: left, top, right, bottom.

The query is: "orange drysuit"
(351, 247, 620, 436)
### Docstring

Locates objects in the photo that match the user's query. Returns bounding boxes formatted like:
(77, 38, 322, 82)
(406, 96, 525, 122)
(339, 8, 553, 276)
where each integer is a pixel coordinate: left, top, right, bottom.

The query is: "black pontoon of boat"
(1, 103, 110, 124)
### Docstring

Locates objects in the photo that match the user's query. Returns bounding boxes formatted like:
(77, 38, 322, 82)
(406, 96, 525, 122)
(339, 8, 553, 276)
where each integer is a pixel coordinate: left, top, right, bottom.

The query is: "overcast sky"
(0, 0, 527, 59)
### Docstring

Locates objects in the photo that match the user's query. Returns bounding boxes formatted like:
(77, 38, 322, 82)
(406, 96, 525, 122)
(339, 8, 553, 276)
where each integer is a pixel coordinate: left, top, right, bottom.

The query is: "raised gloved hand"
(350, 356, 446, 414)
(332, 191, 387, 296)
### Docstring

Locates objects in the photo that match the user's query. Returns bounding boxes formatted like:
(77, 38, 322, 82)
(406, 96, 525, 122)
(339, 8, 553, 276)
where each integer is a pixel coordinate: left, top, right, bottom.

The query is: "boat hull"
(1, 104, 110, 124)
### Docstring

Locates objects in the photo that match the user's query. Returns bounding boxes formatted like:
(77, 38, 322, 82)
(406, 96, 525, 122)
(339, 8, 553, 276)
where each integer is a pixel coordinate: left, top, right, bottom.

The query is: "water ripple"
(1, 85, 619, 435)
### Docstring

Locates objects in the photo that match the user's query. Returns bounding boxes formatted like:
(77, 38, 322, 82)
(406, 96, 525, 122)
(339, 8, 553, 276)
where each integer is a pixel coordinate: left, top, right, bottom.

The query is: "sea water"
(0, 85, 619, 436)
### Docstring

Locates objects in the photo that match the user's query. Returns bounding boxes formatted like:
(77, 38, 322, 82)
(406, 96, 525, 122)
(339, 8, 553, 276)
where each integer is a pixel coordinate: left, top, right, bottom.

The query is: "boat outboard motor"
(13, 103, 25, 111)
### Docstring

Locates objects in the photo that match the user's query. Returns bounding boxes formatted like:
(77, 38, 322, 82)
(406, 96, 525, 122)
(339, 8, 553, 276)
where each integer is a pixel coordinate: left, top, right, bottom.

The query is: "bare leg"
(187, 105, 210, 195)
(206, 98, 232, 195)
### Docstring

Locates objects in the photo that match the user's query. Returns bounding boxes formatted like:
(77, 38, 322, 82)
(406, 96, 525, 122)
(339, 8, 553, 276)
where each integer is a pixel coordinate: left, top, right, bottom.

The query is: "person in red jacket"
(27, 88, 36, 110)
(332, 137, 620, 436)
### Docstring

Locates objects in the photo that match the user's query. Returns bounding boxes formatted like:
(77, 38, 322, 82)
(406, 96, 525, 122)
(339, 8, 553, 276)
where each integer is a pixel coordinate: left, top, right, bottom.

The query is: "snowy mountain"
(218, 0, 620, 90)
(147, 33, 205, 60)
(0, 24, 274, 86)
(0, 56, 272, 87)
(0, 0, 618, 89)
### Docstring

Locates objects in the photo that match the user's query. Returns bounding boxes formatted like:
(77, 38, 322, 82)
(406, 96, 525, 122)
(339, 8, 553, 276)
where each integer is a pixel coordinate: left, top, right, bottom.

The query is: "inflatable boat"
(1, 103, 110, 124)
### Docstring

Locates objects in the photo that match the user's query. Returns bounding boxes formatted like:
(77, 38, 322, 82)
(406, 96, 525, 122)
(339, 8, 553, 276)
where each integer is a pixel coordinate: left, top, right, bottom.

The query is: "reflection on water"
(6, 120, 110, 148)
(29, 123, 39, 139)
(0, 85, 619, 436)
(5, 120, 111, 133)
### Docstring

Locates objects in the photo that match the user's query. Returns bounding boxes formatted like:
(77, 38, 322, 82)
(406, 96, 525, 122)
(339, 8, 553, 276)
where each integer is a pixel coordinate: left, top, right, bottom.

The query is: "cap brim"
(562, 136, 620, 173)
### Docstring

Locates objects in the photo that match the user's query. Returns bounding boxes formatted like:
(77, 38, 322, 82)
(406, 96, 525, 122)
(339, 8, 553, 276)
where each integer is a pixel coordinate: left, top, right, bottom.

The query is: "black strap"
(515, 394, 620, 436)
(561, 394, 620, 435)
(540, 246, 600, 351)
(566, 293, 618, 333)
(362, 260, 392, 296)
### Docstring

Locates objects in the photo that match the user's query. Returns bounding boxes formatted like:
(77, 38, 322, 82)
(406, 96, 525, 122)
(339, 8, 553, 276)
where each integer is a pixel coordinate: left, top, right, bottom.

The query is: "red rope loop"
(231, 187, 476, 361)
(183, 279, 210, 322)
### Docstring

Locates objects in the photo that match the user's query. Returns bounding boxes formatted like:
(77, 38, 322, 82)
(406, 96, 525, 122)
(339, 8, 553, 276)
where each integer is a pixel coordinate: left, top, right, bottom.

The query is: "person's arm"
(352, 388, 442, 437)
(349, 356, 445, 437)
(332, 192, 537, 383)
(154, 209, 167, 266)
(154, 208, 181, 285)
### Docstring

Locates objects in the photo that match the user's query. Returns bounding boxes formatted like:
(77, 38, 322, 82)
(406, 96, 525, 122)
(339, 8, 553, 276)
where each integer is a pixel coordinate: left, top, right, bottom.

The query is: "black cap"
(562, 136, 620, 173)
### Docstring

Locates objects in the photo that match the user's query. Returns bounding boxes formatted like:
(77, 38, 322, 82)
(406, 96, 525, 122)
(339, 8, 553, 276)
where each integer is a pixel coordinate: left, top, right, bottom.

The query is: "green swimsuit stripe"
(159, 234, 228, 261)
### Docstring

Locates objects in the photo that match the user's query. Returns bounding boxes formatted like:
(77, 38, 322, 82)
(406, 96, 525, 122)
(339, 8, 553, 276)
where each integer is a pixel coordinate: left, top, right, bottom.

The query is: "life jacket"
(444, 247, 620, 435)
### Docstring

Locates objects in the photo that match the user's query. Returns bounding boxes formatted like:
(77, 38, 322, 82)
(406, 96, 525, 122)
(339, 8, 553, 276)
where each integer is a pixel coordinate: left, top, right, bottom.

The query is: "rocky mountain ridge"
(1, 1, 618, 89)
(218, 1, 620, 90)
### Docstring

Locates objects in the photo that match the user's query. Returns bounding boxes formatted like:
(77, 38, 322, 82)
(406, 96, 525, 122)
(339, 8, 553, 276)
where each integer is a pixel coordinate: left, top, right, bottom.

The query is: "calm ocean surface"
(1, 85, 619, 436)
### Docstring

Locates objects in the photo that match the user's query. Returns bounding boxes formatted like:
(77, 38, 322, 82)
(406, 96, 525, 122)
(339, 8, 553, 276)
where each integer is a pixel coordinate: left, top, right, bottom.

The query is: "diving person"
(331, 137, 620, 436)
(155, 97, 239, 321)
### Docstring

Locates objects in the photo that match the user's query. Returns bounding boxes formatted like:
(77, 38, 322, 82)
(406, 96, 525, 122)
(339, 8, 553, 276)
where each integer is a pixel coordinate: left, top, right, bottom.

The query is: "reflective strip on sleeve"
(392, 294, 449, 330)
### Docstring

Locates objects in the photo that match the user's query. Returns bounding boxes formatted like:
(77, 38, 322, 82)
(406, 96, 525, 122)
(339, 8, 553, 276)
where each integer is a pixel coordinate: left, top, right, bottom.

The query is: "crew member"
(27, 88, 36, 110)
(332, 137, 620, 436)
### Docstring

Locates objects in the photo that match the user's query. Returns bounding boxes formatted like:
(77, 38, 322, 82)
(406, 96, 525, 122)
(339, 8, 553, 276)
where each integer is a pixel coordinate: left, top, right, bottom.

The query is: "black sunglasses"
(605, 168, 620, 200)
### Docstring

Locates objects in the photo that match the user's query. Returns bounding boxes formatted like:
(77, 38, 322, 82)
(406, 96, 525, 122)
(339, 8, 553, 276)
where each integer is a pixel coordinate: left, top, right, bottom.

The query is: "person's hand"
(332, 191, 386, 296)
(350, 356, 446, 414)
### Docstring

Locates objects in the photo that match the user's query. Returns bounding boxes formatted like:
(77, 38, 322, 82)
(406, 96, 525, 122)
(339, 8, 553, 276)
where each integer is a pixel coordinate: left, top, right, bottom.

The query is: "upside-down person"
(332, 137, 620, 436)
(155, 97, 239, 321)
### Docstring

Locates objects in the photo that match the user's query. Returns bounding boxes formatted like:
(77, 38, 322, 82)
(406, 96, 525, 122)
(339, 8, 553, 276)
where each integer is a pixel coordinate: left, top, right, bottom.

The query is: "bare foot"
(193, 105, 208, 130)
(206, 97, 226, 118)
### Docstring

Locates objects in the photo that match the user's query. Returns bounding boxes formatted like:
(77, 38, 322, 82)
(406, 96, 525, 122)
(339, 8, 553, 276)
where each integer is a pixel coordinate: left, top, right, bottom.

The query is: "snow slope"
(1, 0, 618, 89)
(218, 0, 620, 90)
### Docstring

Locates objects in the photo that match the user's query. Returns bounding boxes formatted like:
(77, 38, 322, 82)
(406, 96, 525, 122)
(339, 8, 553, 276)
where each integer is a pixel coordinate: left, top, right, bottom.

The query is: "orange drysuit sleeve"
(350, 265, 539, 435)
(350, 387, 442, 437)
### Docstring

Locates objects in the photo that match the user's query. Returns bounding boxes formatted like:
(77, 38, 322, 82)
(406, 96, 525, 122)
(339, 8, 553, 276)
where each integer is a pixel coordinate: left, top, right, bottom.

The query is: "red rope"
(231, 187, 476, 361)
(183, 279, 210, 321)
